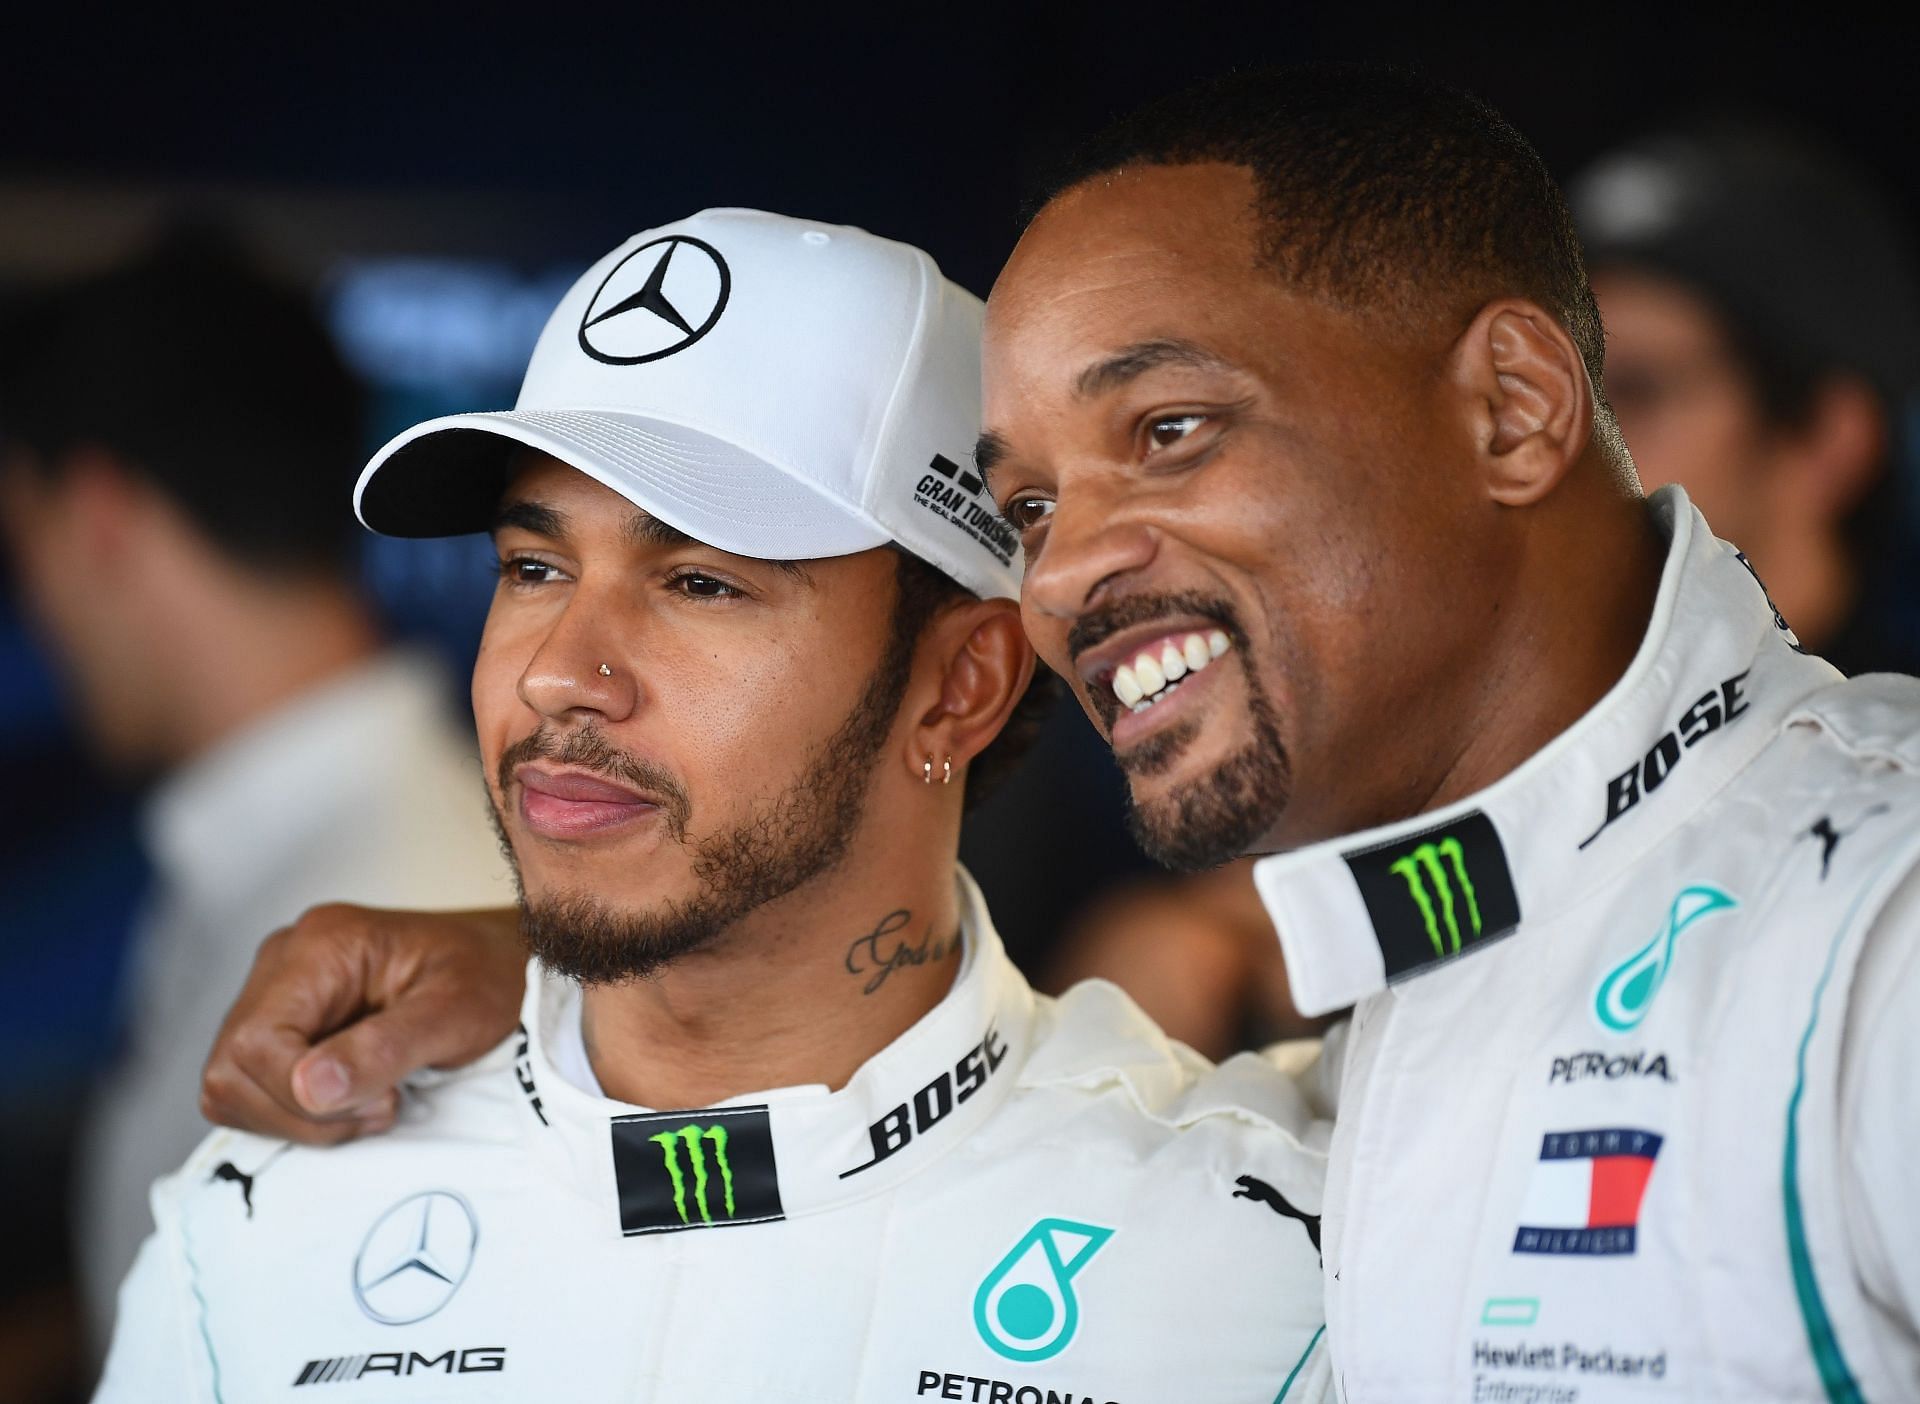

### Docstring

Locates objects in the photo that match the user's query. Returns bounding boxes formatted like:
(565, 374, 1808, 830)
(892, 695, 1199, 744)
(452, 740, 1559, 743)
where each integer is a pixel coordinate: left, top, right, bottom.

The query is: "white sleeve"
(91, 1218, 202, 1402)
(1840, 860, 1920, 1340)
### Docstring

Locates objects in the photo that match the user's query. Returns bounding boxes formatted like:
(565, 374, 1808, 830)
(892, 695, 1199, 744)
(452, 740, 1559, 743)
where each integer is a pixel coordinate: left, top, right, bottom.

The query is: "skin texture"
(981, 162, 1665, 860)
(1592, 269, 1885, 648)
(202, 453, 1033, 1131)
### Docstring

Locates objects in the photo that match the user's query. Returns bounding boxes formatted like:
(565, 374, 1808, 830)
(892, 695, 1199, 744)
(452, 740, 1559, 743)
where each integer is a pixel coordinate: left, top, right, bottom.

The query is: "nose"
(1022, 492, 1159, 623)
(517, 592, 638, 724)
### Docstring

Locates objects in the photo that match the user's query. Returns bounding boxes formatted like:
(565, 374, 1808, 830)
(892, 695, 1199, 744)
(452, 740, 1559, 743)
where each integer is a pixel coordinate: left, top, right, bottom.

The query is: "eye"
(669, 571, 740, 600)
(498, 555, 566, 587)
(1000, 496, 1055, 533)
(1147, 413, 1209, 451)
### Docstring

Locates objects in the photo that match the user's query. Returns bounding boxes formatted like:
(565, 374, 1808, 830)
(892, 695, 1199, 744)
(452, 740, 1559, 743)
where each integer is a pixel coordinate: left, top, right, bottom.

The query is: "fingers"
(291, 958, 524, 1116)
(201, 901, 525, 1142)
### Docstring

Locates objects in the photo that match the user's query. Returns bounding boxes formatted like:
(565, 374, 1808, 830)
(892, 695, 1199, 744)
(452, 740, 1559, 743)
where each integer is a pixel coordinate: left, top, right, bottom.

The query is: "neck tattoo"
(844, 909, 960, 996)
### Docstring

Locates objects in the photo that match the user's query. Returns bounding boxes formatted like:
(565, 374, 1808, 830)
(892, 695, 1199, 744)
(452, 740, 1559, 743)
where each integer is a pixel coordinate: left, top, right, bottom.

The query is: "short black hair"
(1033, 64, 1609, 394)
(0, 225, 366, 575)
(888, 547, 1054, 810)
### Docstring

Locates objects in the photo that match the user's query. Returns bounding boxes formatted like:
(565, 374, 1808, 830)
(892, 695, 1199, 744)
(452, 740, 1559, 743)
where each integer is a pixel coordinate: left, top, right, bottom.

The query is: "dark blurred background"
(2, 7, 1916, 1399)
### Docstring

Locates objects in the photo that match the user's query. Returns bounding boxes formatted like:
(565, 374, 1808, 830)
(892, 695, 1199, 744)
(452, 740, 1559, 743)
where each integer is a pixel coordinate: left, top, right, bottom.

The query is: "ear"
(899, 597, 1037, 789)
(1449, 299, 1594, 507)
(1776, 375, 1886, 520)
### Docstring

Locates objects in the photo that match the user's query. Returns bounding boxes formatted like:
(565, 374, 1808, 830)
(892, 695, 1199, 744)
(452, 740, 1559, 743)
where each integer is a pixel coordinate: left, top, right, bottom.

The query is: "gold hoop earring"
(923, 756, 934, 785)
(942, 755, 953, 786)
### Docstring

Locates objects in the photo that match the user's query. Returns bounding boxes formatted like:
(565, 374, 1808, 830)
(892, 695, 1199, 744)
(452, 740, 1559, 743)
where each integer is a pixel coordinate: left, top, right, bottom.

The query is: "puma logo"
(1803, 805, 1890, 880)
(210, 1161, 255, 1217)
(1233, 1173, 1321, 1255)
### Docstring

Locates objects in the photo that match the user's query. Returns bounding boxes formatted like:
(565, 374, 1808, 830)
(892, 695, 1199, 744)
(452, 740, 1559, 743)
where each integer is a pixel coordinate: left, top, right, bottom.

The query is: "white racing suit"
(97, 873, 1333, 1402)
(1255, 487, 1920, 1402)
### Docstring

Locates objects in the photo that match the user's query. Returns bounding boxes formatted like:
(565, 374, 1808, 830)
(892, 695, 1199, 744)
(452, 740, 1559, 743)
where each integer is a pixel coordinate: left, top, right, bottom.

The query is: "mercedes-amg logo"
(577, 234, 730, 365)
(351, 1190, 479, 1326)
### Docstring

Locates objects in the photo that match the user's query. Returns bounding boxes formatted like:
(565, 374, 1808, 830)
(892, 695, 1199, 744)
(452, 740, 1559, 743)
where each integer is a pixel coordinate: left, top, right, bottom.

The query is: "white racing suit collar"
(1253, 484, 1844, 1017)
(518, 865, 1036, 1233)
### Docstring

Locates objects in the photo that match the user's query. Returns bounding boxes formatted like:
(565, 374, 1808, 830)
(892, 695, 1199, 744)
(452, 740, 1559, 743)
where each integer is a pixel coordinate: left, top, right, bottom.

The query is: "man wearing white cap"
(94, 210, 1332, 1402)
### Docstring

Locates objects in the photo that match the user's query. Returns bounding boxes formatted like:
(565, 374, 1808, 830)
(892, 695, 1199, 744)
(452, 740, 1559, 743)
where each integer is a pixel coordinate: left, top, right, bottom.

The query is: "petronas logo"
(649, 1125, 736, 1225)
(1595, 886, 1736, 1034)
(974, 1218, 1114, 1363)
(1390, 837, 1481, 957)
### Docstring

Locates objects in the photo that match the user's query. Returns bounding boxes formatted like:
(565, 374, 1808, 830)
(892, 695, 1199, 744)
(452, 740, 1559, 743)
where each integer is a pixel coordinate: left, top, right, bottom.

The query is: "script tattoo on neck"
(844, 910, 959, 996)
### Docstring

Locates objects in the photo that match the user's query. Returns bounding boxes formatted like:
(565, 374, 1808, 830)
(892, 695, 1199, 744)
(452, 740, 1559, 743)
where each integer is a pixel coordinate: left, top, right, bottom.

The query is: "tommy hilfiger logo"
(913, 454, 1017, 567)
(1513, 1127, 1662, 1257)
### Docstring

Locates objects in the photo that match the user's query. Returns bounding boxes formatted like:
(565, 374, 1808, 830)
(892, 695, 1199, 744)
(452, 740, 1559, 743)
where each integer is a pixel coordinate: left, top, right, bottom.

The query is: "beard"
(489, 629, 914, 987)
(1068, 590, 1293, 873)
(1119, 679, 1291, 872)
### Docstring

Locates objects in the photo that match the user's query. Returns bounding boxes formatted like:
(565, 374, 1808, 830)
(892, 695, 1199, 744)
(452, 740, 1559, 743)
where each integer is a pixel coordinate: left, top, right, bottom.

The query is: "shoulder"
(1008, 977, 1328, 1186)
(154, 1033, 530, 1235)
(1785, 672, 1920, 769)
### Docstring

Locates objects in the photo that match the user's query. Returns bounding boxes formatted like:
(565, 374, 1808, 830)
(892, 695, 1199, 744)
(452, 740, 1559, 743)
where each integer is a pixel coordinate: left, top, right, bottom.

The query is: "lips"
(517, 765, 661, 839)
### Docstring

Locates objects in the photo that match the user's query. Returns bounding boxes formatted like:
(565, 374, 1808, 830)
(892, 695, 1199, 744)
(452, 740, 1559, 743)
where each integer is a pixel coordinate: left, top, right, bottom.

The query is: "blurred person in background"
(0, 229, 510, 1358)
(1050, 116, 1920, 1062)
(1572, 119, 1920, 673)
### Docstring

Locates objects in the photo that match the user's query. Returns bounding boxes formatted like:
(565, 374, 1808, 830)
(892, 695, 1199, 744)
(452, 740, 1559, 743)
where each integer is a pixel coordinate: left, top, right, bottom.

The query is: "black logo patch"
(611, 1105, 783, 1236)
(1344, 810, 1521, 980)
(577, 235, 730, 365)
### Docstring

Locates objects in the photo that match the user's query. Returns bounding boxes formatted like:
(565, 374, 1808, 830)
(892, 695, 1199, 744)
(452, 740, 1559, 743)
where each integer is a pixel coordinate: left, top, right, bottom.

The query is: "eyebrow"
(972, 430, 1011, 490)
(492, 497, 809, 581)
(973, 339, 1237, 495)
(1073, 338, 1235, 400)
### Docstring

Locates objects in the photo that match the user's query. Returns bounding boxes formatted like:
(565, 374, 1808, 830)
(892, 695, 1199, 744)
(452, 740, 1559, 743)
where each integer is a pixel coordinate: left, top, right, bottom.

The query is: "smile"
(1111, 630, 1231, 713)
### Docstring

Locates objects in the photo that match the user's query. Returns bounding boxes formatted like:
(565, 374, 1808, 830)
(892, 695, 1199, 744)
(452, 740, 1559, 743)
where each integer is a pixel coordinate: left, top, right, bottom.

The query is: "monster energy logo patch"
(610, 1105, 782, 1236)
(1345, 809, 1521, 980)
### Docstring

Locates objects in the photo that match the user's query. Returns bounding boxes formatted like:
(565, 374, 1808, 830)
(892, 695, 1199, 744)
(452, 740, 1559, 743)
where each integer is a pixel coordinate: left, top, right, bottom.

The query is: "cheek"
(470, 615, 532, 780)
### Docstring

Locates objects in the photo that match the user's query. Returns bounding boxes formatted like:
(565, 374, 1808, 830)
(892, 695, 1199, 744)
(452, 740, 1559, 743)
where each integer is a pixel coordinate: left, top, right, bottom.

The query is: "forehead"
(984, 164, 1268, 367)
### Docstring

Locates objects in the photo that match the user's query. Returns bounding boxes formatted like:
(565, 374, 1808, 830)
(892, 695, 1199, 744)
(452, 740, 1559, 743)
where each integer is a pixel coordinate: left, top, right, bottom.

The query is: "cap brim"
(354, 408, 891, 560)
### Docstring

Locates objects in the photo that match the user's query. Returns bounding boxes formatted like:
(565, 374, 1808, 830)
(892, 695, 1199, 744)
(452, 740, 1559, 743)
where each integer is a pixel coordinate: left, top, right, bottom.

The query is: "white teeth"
(1109, 630, 1232, 714)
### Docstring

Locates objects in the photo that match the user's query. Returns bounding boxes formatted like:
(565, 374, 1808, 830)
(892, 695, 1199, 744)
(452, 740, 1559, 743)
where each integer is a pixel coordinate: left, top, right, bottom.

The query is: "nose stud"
(598, 663, 613, 677)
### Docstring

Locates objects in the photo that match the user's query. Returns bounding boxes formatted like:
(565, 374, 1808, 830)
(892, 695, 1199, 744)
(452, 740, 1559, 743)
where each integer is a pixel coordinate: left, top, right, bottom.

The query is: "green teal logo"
(649, 1124, 735, 1225)
(1482, 1297, 1540, 1327)
(973, 1218, 1114, 1363)
(1390, 838, 1482, 957)
(1595, 885, 1736, 1034)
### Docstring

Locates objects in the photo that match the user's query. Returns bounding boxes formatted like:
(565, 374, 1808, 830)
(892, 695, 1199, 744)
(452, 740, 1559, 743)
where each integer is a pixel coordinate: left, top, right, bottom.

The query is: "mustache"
(1066, 589, 1242, 664)
(496, 725, 693, 841)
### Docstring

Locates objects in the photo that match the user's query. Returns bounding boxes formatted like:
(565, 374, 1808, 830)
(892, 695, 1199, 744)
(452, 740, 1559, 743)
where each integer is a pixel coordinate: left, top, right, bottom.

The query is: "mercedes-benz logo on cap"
(351, 1190, 479, 1325)
(577, 234, 731, 365)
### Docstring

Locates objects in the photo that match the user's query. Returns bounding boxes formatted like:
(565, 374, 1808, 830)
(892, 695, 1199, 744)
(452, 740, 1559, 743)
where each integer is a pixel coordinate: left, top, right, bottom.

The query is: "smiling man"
(95, 209, 1330, 1402)
(979, 69, 1920, 1402)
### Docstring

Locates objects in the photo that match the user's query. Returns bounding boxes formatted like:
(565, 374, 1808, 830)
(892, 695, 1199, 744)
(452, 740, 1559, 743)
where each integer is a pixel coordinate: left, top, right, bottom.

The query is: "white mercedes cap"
(353, 208, 1020, 599)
